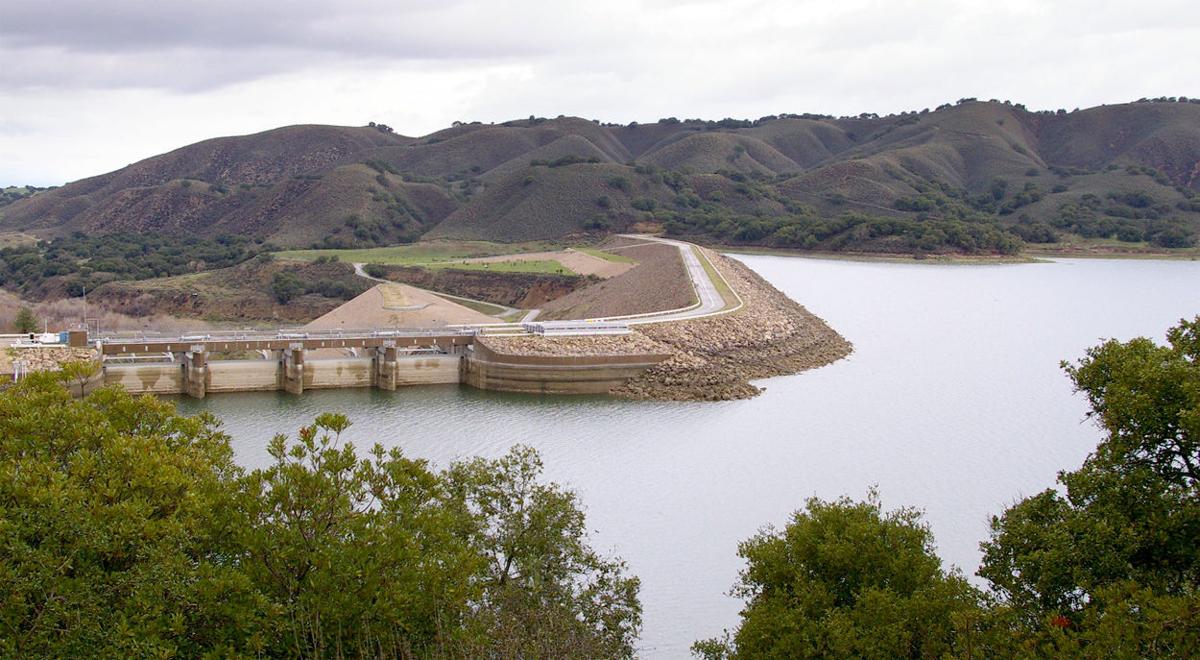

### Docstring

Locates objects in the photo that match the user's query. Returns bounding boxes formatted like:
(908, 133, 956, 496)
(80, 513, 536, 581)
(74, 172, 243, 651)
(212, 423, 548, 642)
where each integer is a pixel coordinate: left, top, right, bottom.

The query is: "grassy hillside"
(3, 99, 1200, 255)
(1, 125, 408, 237)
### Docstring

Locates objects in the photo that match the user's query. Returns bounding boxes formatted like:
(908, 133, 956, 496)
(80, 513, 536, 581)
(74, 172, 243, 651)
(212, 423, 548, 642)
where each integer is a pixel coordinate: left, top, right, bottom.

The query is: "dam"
(96, 327, 671, 398)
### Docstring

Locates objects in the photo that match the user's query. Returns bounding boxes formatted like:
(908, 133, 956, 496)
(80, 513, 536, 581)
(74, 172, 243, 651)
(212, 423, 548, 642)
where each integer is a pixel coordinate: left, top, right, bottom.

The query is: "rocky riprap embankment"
(612, 250, 852, 401)
(1, 346, 98, 378)
(480, 249, 851, 401)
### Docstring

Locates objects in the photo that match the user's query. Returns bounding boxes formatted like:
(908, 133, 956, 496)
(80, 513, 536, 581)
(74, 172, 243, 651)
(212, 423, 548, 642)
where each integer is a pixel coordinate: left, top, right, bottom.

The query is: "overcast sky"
(3, 0, 1198, 186)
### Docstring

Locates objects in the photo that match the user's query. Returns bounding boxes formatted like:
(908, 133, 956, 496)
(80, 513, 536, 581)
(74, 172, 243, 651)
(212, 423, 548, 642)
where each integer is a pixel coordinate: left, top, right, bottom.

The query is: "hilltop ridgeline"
(4, 99, 1200, 254)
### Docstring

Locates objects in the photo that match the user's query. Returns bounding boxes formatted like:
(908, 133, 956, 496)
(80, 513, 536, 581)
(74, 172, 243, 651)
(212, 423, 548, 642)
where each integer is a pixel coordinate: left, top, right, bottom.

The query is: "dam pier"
(97, 327, 671, 398)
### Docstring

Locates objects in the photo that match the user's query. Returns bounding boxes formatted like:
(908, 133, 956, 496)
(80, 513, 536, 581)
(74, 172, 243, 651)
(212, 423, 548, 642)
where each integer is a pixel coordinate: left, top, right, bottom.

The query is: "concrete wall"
(207, 360, 280, 393)
(279, 356, 459, 391)
(462, 344, 670, 395)
(394, 356, 462, 386)
(105, 363, 185, 395)
(305, 357, 375, 390)
(103, 347, 661, 398)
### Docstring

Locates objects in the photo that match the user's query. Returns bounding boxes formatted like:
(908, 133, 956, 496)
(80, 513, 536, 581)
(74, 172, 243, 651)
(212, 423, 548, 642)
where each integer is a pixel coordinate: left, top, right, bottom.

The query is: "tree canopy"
(0, 375, 640, 657)
(13, 306, 38, 333)
(693, 493, 981, 659)
(978, 316, 1200, 654)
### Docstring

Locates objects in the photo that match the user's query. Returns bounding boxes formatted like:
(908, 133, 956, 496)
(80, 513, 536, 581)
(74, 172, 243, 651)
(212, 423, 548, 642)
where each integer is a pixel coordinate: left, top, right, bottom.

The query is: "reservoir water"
(176, 255, 1200, 658)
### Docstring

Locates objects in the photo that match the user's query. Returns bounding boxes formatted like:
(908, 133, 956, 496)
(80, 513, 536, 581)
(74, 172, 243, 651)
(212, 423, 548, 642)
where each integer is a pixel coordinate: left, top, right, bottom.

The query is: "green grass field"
(424, 260, 574, 275)
(275, 240, 561, 266)
(575, 247, 636, 263)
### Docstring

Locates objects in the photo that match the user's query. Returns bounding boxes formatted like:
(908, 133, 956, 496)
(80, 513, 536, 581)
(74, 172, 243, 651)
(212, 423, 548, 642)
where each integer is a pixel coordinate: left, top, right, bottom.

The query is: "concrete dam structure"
(98, 330, 670, 398)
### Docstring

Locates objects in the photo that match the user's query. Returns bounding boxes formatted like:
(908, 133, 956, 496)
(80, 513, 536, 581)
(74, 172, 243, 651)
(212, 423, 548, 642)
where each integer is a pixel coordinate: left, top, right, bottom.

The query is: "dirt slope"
(538, 240, 694, 319)
(304, 283, 495, 329)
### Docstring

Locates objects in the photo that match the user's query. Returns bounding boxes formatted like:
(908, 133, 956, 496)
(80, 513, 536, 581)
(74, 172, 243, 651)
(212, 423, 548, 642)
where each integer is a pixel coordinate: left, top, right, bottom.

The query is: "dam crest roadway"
(94, 237, 740, 399)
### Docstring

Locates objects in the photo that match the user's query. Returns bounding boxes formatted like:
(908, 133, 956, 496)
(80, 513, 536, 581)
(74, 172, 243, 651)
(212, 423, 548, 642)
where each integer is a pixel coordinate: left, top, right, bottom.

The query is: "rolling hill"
(3, 99, 1200, 255)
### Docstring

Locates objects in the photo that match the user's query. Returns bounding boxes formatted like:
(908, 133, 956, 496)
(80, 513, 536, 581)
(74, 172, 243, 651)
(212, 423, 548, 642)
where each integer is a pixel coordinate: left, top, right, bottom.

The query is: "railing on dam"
(95, 320, 635, 356)
(96, 327, 481, 356)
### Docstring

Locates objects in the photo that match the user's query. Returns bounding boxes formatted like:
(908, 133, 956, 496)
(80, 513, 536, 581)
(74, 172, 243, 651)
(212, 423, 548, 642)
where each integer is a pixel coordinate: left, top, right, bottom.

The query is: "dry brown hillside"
(4, 99, 1199, 254)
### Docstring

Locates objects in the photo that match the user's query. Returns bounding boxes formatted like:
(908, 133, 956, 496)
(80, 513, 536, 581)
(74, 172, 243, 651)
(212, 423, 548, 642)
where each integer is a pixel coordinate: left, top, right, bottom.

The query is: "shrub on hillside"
(271, 271, 305, 303)
(631, 197, 657, 212)
(606, 176, 631, 192)
(0, 233, 260, 300)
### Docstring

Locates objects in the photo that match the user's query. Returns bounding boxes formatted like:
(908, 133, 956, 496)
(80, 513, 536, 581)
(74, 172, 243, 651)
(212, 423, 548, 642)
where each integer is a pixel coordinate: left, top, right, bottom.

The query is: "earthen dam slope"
(80, 237, 851, 401)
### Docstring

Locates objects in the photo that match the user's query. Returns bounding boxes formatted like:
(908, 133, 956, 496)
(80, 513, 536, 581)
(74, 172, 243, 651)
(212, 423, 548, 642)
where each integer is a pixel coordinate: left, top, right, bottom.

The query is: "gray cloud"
(3, 1, 547, 53)
(0, 1, 629, 90)
(2, 0, 1198, 185)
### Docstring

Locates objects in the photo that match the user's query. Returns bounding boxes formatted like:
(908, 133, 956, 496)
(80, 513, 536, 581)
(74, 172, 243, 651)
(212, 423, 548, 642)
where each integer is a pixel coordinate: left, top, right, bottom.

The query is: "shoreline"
(612, 250, 853, 401)
(697, 242, 1199, 264)
(29, 236, 1190, 402)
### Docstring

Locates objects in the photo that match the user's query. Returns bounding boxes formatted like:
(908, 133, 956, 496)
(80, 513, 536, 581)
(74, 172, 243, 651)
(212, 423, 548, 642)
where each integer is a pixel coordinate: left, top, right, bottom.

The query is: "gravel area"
(478, 332, 670, 357)
(304, 283, 495, 329)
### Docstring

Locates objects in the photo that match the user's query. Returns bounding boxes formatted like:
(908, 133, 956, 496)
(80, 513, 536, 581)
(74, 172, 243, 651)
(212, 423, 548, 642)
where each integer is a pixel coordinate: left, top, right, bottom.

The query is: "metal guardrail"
(95, 327, 482, 346)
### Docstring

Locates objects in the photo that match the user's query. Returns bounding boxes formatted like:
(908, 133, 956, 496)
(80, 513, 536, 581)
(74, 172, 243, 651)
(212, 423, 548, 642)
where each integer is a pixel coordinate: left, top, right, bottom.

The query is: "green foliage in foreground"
(977, 315, 1200, 655)
(0, 378, 639, 657)
(697, 316, 1200, 658)
(692, 493, 981, 658)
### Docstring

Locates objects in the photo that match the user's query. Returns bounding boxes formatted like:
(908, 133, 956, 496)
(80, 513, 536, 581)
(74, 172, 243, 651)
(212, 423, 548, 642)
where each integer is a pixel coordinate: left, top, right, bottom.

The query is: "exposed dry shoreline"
(479, 250, 852, 401)
(614, 251, 852, 401)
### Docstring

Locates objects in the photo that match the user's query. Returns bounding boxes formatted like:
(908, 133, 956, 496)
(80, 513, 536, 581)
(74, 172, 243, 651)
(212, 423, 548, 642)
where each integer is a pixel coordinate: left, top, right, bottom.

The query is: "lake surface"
(176, 255, 1200, 658)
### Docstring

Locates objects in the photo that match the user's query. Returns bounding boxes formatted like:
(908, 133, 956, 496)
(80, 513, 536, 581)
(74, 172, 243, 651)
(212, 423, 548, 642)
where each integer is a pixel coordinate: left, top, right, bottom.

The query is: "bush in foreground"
(693, 493, 981, 658)
(0, 375, 639, 657)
